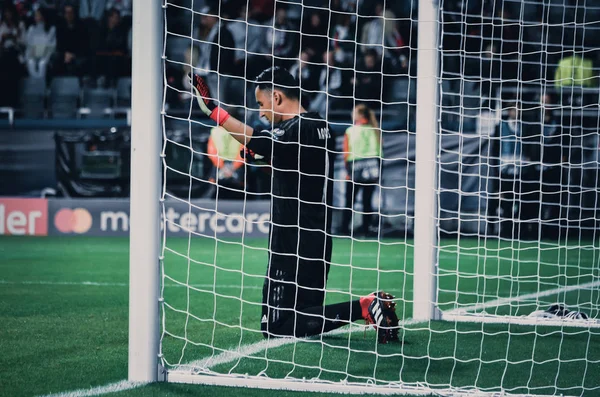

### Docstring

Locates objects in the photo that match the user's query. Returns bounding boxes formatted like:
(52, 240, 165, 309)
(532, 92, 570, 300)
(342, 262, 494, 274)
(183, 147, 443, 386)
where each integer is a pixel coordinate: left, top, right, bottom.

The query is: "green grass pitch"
(1, 236, 599, 397)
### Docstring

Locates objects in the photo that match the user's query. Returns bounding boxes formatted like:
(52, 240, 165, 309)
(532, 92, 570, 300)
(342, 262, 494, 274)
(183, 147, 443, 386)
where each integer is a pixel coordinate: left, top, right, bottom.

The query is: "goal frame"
(127, 0, 444, 387)
(127, 0, 596, 393)
(128, 0, 163, 383)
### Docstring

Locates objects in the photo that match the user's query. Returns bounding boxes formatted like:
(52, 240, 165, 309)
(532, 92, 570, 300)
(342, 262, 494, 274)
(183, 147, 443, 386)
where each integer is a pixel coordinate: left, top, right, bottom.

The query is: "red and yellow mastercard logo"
(54, 208, 93, 234)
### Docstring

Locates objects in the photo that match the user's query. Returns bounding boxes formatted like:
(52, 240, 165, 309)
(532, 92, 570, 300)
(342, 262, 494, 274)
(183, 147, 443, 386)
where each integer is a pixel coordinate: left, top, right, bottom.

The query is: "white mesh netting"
(158, 0, 600, 395)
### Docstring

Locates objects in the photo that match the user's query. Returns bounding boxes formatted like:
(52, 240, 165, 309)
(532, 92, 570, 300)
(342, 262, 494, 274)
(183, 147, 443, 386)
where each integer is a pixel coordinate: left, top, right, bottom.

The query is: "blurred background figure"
(289, 49, 320, 108)
(341, 104, 382, 237)
(51, 3, 88, 77)
(24, 7, 55, 79)
(537, 92, 565, 236)
(554, 48, 597, 89)
(353, 48, 382, 108)
(0, 2, 26, 106)
(265, 6, 297, 69)
(79, 0, 106, 22)
(195, 5, 238, 114)
(91, 7, 129, 87)
(310, 49, 352, 113)
(495, 103, 537, 238)
(207, 125, 245, 199)
(301, 10, 327, 64)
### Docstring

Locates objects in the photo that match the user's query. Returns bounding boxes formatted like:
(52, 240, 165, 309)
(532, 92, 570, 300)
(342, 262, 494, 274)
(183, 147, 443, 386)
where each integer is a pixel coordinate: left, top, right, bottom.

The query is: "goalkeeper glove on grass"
(189, 72, 230, 126)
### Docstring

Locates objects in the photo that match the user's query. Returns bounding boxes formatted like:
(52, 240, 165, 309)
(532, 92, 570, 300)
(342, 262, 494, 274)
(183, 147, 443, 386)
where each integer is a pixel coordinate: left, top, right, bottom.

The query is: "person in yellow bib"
(341, 104, 382, 237)
(207, 125, 245, 199)
(554, 49, 597, 89)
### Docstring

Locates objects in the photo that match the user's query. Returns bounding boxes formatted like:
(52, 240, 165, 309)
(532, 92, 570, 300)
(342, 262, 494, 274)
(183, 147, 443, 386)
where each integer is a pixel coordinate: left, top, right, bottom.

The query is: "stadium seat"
(20, 77, 47, 118)
(49, 77, 81, 119)
(81, 88, 115, 118)
(116, 77, 132, 107)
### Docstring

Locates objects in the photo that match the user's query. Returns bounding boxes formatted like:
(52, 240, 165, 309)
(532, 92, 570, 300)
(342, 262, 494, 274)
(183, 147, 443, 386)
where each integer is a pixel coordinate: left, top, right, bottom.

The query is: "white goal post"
(129, 0, 162, 383)
(129, 0, 600, 394)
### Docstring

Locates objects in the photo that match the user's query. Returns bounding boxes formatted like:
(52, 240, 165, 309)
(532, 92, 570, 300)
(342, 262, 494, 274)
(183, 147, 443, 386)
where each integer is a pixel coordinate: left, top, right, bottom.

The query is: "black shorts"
(261, 261, 330, 337)
(347, 158, 380, 184)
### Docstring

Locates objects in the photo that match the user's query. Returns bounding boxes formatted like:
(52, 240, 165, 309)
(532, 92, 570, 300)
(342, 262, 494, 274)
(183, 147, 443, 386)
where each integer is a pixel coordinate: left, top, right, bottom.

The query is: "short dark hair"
(255, 66, 300, 101)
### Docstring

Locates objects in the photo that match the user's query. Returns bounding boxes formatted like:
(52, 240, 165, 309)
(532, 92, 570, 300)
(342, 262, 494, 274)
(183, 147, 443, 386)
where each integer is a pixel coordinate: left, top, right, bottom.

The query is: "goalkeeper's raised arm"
(190, 66, 307, 147)
(190, 72, 255, 146)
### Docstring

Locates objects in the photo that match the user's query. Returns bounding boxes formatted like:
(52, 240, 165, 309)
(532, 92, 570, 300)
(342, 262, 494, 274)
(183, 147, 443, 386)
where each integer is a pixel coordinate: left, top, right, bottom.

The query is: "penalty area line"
(0, 280, 380, 293)
(38, 380, 146, 397)
(445, 279, 600, 316)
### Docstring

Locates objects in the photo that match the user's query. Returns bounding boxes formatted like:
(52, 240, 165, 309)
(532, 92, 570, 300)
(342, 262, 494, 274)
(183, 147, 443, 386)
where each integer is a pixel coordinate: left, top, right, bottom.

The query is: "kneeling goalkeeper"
(191, 67, 398, 343)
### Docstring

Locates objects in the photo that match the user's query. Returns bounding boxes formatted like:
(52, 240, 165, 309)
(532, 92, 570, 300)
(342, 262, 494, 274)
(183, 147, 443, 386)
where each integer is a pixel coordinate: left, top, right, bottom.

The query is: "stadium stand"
(0, 0, 598, 238)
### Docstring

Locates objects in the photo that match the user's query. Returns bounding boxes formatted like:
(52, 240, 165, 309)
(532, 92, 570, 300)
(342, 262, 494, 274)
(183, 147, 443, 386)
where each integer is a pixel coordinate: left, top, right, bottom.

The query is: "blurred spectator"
(0, 2, 26, 106)
(289, 49, 320, 105)
(479, 42, 501, 99)
(195, 5, 239, 111)
(227, 4, 271, 78)
(196, 6, 235, 77)
(554, 49, 598, 88)
(359, 2, 384, 52)
(353, 48, 382, 106)
(496, 103, 537, 238)
(522, 12, 554, 82)
(92, 7, 128, 87)
(334, 0, 356, 13)
(301, 11, 328, 63)
(499, 104, 524, 172)
(167, 43, 198, 108)
(0, 2, 26, 52)
(248, 0, 274, 23)
(359, 3, 408, 73)
(24, 7, 55, 79)
(465, 7, 517, 83)
(227, 4, 251, 65)
(79, 0, 106, 21)
(341, 103, 381, 237)
(207, 125, 245, 199)
(539, 93, 564, 164)
(537, 93, 564, 229)
(309, 49, 353, 113)
(51, 3, 87, 77)
(106, 0, 131, 19)
(265, 7, 297, 68)
(492, 8, 519, 57)
(330, 12, 356, 64)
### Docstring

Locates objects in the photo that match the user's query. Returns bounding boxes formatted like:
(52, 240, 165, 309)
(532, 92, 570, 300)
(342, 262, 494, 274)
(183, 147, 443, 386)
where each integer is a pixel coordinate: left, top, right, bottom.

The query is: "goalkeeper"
(190, 67, 398, 343)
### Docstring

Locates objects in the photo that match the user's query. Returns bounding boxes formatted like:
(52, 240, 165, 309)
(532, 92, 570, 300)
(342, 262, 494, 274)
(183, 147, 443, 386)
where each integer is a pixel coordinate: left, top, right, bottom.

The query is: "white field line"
(39, 380, 145, 397)
(182, 319, 423, 374)
(0, 280, 258, 289)
(0, 280, 380, 292)
(36, 279, 599, 397)
(445, 279, 600, 316)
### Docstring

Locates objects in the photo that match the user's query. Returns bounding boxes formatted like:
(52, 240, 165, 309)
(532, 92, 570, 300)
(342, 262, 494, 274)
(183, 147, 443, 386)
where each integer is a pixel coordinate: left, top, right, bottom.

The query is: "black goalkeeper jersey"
(246, 112, 335, 272)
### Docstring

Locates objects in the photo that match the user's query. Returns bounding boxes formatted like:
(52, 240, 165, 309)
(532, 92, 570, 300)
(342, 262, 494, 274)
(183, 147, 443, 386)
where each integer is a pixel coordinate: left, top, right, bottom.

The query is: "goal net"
(154, 0, 600, 395)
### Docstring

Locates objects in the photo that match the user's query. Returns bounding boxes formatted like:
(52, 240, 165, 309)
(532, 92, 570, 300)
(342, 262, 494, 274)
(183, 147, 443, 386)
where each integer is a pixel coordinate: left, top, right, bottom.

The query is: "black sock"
(268, 300, 363, 337)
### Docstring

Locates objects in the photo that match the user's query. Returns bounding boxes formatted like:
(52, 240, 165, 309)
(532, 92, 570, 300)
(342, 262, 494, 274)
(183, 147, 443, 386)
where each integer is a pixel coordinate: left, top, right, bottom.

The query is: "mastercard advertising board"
(47, 199, 130, 236)
(45, 198, 270, 237)
(1, 198, 270, 237)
